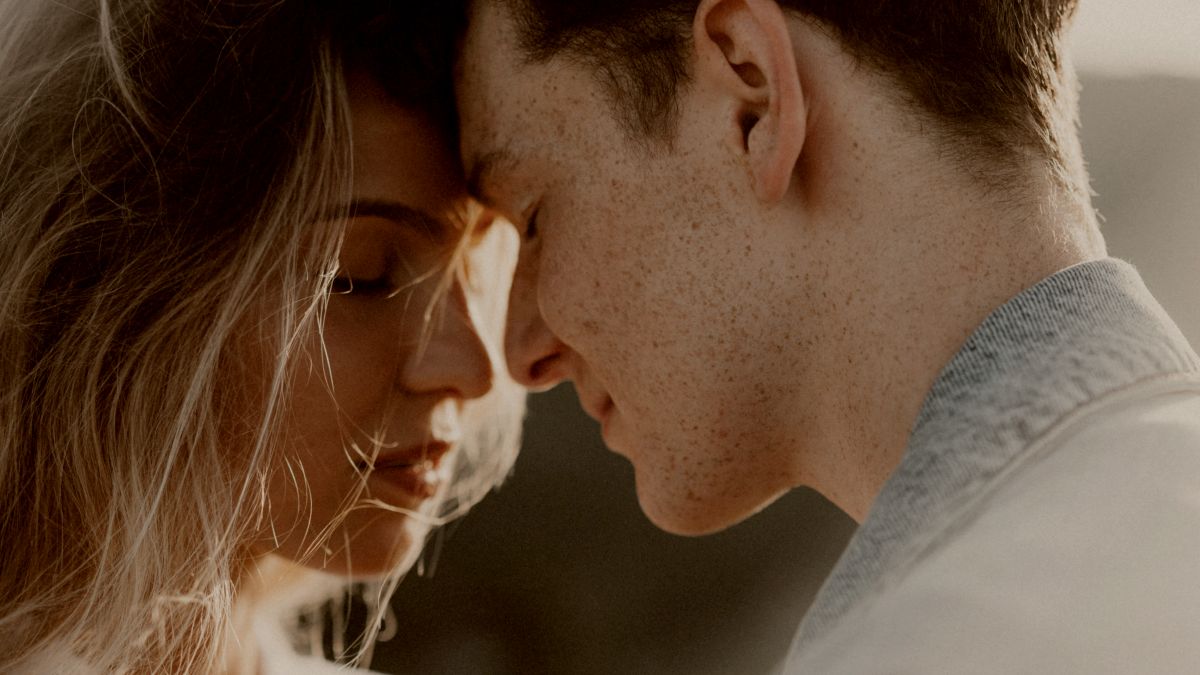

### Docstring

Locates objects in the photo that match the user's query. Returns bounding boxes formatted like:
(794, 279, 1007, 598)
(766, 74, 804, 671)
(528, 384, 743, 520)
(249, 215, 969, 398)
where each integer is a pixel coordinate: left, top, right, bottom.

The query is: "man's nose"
(402, 280, 494, 401)
(504, 248, 568, 391)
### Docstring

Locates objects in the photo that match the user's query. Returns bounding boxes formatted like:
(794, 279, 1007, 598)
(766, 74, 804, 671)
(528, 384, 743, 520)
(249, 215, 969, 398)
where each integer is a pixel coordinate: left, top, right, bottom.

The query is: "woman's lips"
(369, 463, 442, 499)
(361, 441, 452, 500)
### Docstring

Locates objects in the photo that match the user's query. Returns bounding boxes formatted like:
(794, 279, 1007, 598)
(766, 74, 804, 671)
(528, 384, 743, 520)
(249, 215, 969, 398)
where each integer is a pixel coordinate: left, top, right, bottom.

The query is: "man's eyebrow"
(466, 148, 516, 205)
(322, 199, 449, 239)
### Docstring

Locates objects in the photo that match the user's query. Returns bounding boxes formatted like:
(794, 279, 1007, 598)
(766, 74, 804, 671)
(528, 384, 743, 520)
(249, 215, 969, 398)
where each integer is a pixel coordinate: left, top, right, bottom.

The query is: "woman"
(0, 1, 521, 672)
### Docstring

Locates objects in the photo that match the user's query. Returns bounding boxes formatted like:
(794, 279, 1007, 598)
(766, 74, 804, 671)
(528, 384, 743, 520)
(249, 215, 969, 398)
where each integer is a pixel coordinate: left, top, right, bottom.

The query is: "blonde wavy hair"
(0, 0, 520, 672)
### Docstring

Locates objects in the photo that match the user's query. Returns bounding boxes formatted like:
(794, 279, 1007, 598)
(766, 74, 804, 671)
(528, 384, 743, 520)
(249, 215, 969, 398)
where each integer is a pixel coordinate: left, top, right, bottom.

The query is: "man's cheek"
(538, 256, 608, 346)
(534, 249, 583, 337)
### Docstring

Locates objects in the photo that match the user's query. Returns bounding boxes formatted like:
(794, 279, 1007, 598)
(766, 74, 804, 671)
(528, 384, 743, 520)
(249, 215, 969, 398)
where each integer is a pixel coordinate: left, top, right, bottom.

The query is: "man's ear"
(693, 0, 805, 204)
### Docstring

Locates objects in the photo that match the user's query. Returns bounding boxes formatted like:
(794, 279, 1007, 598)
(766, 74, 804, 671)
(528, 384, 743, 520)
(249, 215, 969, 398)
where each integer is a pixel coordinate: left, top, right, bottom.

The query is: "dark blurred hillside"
(371, 75, 1200, 675)
(1081, 76, 1200, 342)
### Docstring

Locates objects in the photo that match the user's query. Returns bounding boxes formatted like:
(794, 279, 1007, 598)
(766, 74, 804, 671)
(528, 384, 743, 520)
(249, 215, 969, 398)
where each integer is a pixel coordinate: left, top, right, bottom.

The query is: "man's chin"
(633, 476, 758, 537)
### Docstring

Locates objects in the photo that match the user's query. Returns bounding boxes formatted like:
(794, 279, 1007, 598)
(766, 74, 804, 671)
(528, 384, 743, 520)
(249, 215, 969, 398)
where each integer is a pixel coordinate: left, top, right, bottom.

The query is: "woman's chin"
(252, 513, 428, 580)
(309, 510, 431, 579)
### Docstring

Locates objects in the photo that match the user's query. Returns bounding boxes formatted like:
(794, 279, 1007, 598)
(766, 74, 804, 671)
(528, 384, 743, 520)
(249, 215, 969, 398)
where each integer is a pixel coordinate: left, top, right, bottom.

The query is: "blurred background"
(371, 2, 1200, 673)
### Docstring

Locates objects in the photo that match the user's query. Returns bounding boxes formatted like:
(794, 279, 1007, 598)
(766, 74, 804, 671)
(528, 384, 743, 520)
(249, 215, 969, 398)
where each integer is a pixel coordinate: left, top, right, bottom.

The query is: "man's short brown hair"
(504, 0, 1079, 168)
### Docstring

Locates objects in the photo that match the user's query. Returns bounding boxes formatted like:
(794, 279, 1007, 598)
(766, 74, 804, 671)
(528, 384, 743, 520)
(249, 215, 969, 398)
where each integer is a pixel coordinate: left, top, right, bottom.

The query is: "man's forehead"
(460, 0, 522, 73)
(456, 3, 522, 152)
(457, 3, 550, 206)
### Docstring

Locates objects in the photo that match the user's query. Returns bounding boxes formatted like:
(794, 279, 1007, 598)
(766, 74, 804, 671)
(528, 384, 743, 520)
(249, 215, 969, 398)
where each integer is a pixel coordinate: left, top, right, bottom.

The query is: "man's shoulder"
(999, 377, 1200, 506)
(787, 381, 1200, 674)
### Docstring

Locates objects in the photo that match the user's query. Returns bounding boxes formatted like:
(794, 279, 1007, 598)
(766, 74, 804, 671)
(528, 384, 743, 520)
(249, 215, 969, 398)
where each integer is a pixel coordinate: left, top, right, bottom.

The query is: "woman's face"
(260, 73, 517, 577)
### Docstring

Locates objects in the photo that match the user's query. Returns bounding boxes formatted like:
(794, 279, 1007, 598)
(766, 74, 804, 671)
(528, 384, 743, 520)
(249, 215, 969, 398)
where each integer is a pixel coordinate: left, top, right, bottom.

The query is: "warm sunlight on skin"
(258, 72, 512, 579)
(1070, 0, 1200, 76)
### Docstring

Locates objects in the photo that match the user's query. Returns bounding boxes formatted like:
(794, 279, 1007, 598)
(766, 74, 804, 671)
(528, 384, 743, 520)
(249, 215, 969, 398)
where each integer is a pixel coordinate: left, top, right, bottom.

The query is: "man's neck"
(788, 145, 1105, 521)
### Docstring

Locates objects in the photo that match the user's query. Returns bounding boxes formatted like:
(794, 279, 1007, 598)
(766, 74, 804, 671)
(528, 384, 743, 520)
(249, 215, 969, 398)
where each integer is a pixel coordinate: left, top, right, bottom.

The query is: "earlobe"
(693, 0, 806, 204)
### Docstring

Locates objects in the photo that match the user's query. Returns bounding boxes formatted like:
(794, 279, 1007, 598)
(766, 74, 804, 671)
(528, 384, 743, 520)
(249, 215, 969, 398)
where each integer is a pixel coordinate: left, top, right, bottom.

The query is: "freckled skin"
(458, 1, 1103, 531)
(457, 6, 816, 534)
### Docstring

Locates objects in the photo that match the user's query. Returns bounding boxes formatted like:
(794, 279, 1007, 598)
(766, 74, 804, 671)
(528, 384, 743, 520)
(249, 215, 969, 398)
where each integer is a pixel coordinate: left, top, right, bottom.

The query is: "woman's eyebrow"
(325, 199, 452, 240)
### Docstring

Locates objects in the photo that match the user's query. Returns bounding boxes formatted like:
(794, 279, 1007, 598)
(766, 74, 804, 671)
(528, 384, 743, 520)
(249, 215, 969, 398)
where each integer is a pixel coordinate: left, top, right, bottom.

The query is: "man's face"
(457, 2, 813, 534)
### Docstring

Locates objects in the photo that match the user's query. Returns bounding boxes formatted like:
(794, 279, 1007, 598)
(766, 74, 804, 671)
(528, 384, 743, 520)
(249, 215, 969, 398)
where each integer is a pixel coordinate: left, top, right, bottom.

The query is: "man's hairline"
(487, 0, 1076, 185)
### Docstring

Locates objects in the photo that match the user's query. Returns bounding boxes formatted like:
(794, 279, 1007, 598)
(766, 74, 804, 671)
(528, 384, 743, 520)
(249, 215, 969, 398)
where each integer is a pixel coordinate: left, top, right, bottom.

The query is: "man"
(455, 0, 1200, 671)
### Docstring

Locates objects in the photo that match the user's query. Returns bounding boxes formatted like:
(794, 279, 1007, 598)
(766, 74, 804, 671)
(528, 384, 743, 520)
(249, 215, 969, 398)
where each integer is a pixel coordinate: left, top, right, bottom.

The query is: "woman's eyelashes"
(331, 247, 416, 298)
(330, 273, 394, 296)
(329, 215, 454, 298)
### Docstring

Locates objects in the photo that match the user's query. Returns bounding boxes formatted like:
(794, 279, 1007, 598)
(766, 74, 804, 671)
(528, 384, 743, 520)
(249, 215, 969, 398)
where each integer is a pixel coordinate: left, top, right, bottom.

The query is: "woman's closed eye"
(330, 213, 443, 299)
(330, 273, 395, 297)
(330, 238, 399, 297)
(331, 251, 429, 299)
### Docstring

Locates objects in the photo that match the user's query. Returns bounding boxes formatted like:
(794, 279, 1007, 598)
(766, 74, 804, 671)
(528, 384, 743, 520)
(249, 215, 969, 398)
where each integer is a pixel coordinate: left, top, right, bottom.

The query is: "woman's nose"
(401, 280, 494, 401)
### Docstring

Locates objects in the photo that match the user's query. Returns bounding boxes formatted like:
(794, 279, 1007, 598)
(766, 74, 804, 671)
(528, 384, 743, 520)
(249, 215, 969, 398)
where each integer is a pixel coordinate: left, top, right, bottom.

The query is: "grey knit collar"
(789, 258, 1200, 653)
